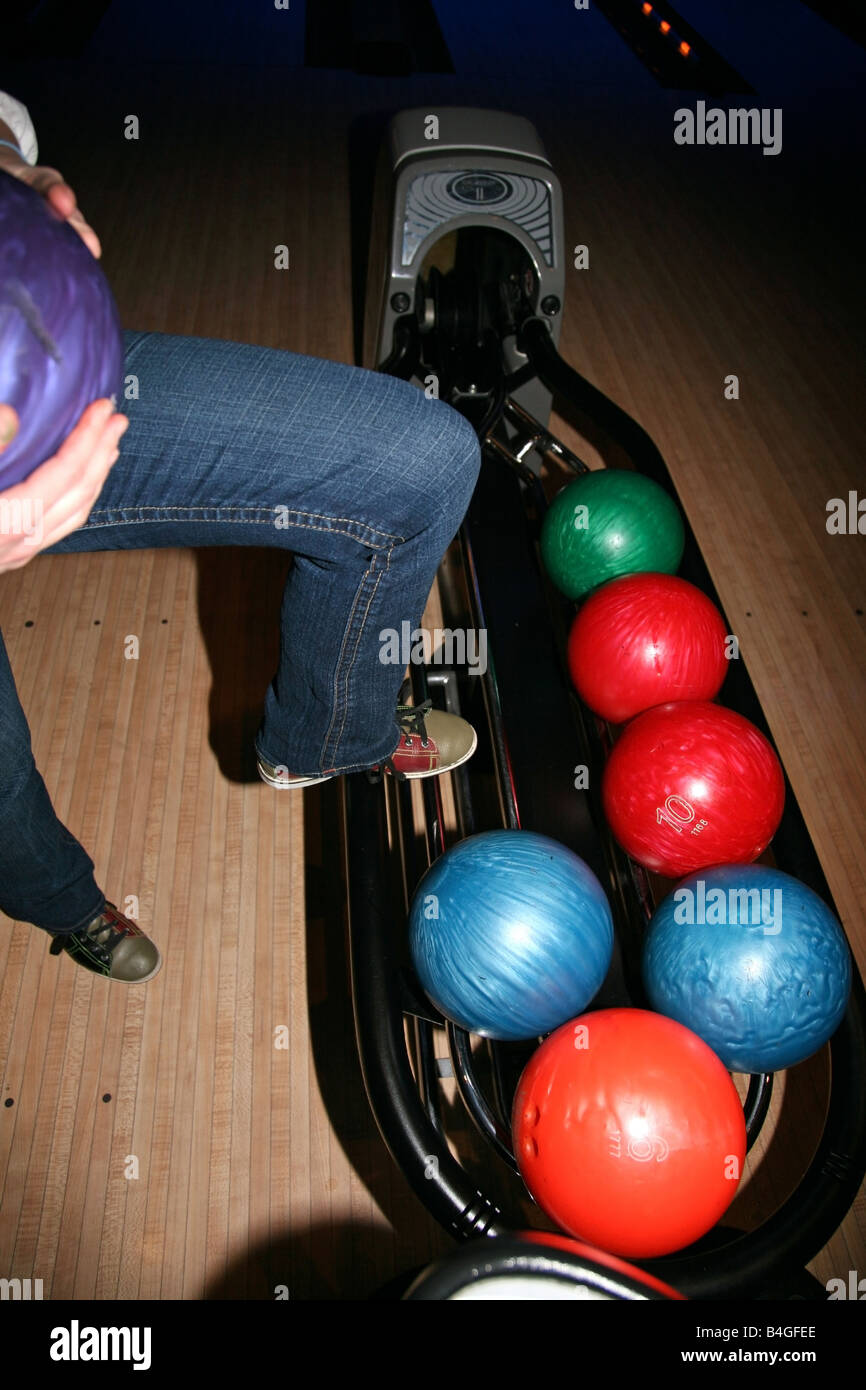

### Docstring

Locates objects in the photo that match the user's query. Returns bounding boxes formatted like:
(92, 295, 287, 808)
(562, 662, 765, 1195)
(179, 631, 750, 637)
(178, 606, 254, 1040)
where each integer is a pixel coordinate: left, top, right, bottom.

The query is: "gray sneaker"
(256, 700, 477, 787)
(49, 903, 162, 983)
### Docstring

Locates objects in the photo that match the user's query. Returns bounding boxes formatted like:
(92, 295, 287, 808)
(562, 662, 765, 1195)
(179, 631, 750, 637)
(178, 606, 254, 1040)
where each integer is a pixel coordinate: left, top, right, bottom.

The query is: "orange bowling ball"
(512, 1008, 746, 1259)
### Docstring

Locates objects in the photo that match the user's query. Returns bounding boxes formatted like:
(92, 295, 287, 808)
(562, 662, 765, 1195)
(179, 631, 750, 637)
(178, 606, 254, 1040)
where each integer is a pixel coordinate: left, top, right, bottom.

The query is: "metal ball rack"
(343, 109, 866, 1299)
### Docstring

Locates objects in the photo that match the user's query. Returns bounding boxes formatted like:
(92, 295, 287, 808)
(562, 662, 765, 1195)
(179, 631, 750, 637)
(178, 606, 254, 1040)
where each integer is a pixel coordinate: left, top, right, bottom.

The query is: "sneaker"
(49, 902, 163, 983)
(256, 700, 477, 787)
(368, 700, 477, 781)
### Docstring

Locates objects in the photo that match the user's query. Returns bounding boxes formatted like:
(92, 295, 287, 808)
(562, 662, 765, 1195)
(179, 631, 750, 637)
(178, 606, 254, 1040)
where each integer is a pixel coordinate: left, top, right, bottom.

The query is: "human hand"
(0, 145, 101, 259)
(0, 400, 127, 573)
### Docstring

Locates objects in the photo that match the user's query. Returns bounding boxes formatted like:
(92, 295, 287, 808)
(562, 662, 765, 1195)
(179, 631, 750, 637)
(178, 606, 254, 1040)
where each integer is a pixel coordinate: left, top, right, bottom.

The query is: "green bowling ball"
(540, 469, 685, 601)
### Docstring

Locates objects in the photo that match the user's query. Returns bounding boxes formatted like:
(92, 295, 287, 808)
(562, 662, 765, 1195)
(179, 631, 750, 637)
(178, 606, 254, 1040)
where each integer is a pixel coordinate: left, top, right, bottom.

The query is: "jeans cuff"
(50, 897, 107, 936)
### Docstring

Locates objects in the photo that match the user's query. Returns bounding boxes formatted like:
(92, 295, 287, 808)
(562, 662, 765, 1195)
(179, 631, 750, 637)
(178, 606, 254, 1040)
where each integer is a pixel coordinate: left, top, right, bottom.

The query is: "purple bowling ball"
(0, 169, 123, 490)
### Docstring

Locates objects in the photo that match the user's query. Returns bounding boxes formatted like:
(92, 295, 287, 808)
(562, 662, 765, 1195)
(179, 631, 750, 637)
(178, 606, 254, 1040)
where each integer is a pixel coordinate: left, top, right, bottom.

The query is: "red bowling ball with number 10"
(602, 700, 785, 879)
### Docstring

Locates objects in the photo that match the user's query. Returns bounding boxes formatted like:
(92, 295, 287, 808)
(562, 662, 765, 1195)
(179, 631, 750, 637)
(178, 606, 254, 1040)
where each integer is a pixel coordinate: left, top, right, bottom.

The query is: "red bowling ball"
(602, 700, 785, 878)
(568, 573, 729, 724)
(512, 1009, 746, 1259)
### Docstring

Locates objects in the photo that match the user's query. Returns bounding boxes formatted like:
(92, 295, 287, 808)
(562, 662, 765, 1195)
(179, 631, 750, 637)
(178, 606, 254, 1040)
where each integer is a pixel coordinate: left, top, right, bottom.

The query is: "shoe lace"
(365, 699, 432, 785)
(88, 920, 130, 956)
(50, 909, 130, 962)
(396, 699, 432, 745)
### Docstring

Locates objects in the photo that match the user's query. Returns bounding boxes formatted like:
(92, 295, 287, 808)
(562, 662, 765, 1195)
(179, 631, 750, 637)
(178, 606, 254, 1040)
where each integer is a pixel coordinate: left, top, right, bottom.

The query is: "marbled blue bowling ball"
(642, 864, 852, 1073)
(408, 830, 614, 1041)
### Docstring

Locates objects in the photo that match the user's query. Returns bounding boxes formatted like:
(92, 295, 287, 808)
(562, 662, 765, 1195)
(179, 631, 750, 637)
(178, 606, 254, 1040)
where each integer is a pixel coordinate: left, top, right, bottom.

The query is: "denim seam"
(83, 508, 405, 549)
(322, 544, 392, 767)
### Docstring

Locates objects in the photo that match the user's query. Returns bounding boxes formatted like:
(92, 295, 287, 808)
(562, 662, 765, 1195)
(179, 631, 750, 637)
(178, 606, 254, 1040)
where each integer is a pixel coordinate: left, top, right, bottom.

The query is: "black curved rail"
(405, 1234, 685, 1301)
(343, 771, 510, 1239)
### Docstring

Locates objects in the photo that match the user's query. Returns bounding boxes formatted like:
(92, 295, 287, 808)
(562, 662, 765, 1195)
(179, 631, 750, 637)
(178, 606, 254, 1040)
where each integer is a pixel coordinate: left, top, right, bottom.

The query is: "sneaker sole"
(257, 760, 335, 789)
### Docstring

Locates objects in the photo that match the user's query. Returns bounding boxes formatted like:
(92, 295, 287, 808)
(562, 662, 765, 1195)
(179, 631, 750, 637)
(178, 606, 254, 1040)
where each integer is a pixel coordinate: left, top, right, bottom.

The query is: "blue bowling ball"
(642, 864, 852, 1073)
(408, 829, 614, 1041)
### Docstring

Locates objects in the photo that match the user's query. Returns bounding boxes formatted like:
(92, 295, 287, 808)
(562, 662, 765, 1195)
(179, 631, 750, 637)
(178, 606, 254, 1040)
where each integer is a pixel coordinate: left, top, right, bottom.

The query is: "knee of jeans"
(399, 396, 481, 536)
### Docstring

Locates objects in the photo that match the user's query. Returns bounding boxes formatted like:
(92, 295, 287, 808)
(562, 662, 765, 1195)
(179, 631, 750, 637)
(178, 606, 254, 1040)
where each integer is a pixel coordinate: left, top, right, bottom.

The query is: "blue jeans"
(0, 331, 480, 935)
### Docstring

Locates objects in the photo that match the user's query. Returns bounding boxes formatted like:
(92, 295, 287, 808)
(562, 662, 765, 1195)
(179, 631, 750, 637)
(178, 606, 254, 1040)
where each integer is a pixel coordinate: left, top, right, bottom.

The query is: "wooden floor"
(1, 5, 864, 1299)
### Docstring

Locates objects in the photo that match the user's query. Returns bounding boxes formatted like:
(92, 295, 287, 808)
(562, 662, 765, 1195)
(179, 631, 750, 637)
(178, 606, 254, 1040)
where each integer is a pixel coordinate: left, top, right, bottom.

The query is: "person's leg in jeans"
(0, 630, 105, 931)
(0, 331, 480, 981)
(0, 627, 160, 979)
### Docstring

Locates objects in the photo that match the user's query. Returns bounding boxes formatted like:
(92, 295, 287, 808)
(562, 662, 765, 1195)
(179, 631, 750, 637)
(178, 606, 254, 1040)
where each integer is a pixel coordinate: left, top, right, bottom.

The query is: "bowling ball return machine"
(343, 108, 866, 1299)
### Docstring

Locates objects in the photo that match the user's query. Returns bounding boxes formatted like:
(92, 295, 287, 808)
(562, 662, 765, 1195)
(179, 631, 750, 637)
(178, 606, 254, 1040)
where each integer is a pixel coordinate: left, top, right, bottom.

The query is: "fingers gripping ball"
(540, 470, 685, 602)
(0, 169, 124, 489)
(512, 1009, 747, 1259)
(408, 830, 614, 1042)
(643, 864, 852, 1074)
